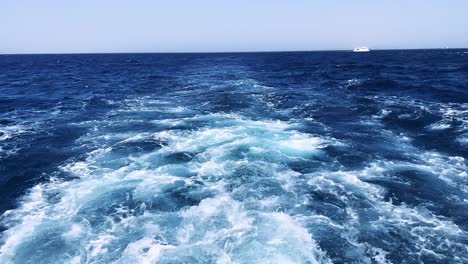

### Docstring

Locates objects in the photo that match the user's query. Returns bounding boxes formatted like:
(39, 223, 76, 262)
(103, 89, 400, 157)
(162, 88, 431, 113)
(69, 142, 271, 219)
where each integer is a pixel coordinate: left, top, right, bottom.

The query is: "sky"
(1, 0, 468, 53)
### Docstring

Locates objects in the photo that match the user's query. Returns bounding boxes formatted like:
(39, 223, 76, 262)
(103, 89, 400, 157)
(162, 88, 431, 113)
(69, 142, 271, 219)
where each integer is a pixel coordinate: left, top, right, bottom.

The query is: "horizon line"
(1, 47, 467, 56)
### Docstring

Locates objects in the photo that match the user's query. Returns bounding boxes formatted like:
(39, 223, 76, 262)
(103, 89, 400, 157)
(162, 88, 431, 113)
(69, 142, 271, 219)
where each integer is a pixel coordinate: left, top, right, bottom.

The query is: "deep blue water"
(0, 50, 467, 263)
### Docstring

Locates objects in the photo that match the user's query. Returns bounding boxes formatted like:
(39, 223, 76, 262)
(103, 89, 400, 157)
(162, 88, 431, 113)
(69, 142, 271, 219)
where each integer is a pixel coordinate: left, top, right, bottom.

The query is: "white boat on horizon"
(353, 47, 370, 52)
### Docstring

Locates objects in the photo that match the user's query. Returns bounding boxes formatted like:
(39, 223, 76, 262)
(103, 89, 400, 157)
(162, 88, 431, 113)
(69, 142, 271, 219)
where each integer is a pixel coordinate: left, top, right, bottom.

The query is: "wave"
(0, 102, 336, 263)
(2, 96, 467, 263)
(1, 51, 468, 263)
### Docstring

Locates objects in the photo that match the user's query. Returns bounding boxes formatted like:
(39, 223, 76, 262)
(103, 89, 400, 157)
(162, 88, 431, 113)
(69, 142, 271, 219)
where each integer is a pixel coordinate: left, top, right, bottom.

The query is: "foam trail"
(0, 102, 335, 263)
(1, 51, 468, 263)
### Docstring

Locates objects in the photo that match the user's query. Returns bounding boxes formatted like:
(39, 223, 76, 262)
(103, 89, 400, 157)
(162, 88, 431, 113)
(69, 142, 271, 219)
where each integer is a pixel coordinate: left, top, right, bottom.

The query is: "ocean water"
(0, 50, 467, 264)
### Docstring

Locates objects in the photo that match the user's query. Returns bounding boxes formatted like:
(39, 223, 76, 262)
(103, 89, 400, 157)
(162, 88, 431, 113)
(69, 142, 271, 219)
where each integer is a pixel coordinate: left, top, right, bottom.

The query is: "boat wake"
(1, 96, 467, 263)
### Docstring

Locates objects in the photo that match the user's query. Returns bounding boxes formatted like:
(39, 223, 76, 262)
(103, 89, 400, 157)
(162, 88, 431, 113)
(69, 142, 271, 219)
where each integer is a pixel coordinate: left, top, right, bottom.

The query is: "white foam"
(0, 124, 30, 141)
(87, 234, 116, 257)
(426, 122, 451, 130)
(5, 97, 466, 262)
(176, 196, 330, 263)
(198, 160, 226, 177)
(344, 78, 365, 88)
(303, 159, 466, 261)
(0, 185, 48, 262)
(279, 135, 322, 152)
(119, 238, 175, 263)
(63, 224, 84, 239)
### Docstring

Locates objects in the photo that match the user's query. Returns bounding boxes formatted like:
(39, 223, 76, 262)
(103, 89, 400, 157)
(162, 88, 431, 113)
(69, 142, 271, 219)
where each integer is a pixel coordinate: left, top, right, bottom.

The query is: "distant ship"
(353, 47, 370, 52)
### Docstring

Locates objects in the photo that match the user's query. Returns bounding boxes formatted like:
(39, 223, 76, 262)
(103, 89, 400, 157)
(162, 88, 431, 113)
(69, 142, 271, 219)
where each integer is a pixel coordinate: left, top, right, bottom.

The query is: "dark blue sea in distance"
(0, 50, 467, 264)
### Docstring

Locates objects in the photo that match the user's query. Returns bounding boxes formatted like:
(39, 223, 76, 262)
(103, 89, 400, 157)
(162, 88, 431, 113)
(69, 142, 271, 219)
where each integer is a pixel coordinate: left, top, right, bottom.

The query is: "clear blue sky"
(1, 0, 467, 53)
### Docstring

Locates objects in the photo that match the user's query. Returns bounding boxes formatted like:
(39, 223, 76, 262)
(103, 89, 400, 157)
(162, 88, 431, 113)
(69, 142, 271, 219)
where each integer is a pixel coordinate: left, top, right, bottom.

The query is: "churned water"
(0, 50, 467, 263)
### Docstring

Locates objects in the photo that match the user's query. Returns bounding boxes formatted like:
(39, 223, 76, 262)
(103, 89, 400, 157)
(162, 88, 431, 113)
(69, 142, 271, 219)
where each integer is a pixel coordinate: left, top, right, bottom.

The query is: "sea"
(0, 50, 467, 263)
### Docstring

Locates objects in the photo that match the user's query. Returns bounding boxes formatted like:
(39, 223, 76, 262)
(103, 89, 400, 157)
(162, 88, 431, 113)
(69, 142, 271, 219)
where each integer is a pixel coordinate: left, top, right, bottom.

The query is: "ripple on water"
(1, 92, 467, 263)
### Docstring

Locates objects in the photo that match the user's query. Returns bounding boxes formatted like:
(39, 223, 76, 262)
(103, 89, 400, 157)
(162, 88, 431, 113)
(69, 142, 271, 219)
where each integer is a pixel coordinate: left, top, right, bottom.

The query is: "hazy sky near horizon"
(1, 0, 468, 53)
